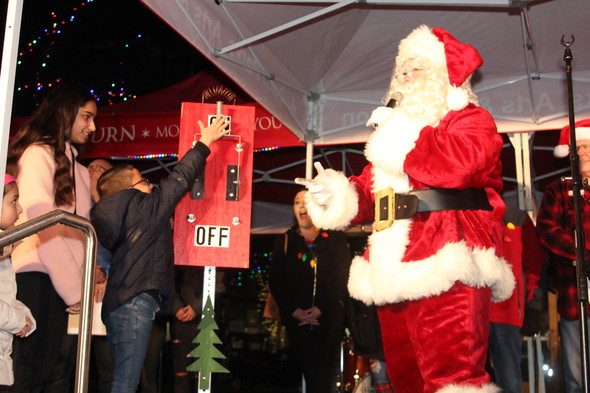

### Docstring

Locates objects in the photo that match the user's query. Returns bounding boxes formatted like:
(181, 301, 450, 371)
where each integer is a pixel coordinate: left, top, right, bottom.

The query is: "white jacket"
(0, 255, 36, 385)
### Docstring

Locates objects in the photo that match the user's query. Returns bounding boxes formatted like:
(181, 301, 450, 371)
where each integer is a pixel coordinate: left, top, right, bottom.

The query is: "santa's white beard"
(389, 74, 449, 127)
(366, 72, 451, 178)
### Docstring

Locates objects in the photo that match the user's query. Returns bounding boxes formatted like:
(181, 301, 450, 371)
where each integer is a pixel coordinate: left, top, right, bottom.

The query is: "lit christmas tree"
(187, 296, 229, 391)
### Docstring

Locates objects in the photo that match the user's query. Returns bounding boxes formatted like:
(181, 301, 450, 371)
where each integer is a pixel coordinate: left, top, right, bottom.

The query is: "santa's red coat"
(342, 105, 514, 306)
(305, 104, 515, 393)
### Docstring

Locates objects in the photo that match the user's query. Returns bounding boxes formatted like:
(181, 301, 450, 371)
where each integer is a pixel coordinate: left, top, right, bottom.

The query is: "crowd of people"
(0, 23, 587, 393)
(0, 82, 230, 393)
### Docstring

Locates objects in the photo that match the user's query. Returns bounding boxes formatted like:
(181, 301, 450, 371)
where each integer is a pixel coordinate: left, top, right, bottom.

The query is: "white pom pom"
(446, 86, 469, 111)
(553, 144, 570, 158)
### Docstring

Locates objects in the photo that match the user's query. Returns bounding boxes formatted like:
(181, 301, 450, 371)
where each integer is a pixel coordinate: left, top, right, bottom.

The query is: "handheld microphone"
(387, 92, 403, 108)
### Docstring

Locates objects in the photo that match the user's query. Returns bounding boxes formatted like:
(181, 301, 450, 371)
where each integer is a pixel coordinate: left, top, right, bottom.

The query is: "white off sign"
(194, 225, 231, 248)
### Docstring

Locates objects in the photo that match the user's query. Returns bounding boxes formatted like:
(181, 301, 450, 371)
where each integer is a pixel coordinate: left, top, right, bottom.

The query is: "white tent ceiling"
(140, 0, 590, 145)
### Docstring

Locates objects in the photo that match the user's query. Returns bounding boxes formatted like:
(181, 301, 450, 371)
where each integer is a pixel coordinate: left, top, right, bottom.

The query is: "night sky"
(4, 0, 212, 117)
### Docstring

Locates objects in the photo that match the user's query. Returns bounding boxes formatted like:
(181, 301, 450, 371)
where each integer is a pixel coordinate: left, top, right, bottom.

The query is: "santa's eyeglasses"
(577, 144, 590, 154)
(394, 69, 425, 82)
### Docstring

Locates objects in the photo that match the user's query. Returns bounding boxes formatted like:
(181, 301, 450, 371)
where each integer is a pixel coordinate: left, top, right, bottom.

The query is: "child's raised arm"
(197, 115, 231, 147)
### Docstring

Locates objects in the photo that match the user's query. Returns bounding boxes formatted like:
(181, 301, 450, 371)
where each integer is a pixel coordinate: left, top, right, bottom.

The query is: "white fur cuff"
(436, 383, 500, 393)
(305, 169, 358, 230)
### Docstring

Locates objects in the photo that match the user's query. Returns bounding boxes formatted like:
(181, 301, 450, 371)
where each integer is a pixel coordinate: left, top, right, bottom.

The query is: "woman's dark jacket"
(269, 227, 352, 330)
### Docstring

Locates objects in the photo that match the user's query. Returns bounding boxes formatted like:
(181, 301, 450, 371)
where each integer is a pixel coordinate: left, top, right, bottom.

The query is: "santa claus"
(298, 25, 515, 393)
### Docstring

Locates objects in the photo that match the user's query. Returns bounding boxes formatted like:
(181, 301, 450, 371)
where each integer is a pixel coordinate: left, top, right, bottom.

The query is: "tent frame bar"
(222, 0, 526, 6)
(216, 0, 526, 55)
(217, 3, 308, 134)
(519, 7, 540, 124)
(217, 0, 357, 55)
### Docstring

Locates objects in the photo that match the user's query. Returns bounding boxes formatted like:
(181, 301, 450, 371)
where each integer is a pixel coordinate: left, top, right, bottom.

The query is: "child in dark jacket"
(90, 115, 229, 393)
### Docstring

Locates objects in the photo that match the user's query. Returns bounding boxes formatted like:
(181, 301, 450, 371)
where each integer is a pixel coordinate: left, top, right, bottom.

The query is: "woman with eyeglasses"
(6, 81, 97, 392)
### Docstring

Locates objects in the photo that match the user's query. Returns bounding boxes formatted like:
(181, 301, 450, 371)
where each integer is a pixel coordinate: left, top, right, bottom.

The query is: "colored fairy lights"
(125, 153, 178, 160)
(14, 0, 139, 106)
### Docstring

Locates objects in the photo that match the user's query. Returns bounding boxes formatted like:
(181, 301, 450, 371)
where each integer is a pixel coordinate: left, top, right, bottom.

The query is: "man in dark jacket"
(90, 115, 229, 393)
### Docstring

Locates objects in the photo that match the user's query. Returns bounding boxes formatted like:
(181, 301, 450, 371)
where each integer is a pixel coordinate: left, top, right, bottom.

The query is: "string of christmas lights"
(253, 146, 281, 153)
(124, 148, 282, 159)
(14, 0, 140, 107)
(124, 153, 178, 160)
(13, 1, 287, 158)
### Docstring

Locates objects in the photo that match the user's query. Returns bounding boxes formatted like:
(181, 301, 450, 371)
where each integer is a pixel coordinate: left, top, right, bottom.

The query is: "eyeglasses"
(129, 178, 150, 188)
(393, 69, 425, 82)
(88, 164, 108, 172)
(577, 144, 590, 154)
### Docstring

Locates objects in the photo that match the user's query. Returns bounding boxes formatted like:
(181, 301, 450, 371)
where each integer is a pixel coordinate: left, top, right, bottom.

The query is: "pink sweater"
(11, 143, 91, 306)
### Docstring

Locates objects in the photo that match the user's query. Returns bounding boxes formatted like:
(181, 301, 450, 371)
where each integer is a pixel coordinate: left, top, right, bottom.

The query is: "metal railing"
(0, 209, 97, 393)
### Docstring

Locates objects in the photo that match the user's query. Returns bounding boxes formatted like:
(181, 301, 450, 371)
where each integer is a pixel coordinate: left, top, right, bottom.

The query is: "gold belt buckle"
(375, 187, 395, 232)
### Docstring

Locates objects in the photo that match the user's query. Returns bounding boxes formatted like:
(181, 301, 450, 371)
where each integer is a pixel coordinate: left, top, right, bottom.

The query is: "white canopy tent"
(3, 0, 590, 209)
(140, 0, 590, 143)
(133, 4, 586, 390)
(129, 5, 587, 391)
(2, 0, 590, 185)
(137, 0, 590, 214)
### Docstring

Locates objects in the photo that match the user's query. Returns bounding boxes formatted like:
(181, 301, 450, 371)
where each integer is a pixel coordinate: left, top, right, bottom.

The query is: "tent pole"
(562, 36, 590, 393)
(518, 7, 540, 124)
(0, 0, 24, 198)
(305, 141, 313, 179)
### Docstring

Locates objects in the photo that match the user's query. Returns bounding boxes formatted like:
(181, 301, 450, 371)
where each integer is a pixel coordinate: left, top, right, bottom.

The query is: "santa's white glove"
(295, 162, 358, 230)
(307, 183, 332, 206)
(366, 106, 394, 127)
(295, 162, 332, 207)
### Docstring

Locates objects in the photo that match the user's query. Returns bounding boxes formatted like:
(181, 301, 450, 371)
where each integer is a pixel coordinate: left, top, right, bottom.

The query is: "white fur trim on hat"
(397, 25, 446, 69)
(577, 127, 590, 141)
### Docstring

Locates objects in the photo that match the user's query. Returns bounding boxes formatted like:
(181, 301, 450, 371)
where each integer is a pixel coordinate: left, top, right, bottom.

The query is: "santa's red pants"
(378, 282, 494, 393)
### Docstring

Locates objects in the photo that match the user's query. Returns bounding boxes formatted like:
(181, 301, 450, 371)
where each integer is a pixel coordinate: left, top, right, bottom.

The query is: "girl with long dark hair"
(7, 81, 96, 392)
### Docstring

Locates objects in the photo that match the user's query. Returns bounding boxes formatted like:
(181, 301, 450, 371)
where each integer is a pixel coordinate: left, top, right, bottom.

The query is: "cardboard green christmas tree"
(187, 295, 229, 391)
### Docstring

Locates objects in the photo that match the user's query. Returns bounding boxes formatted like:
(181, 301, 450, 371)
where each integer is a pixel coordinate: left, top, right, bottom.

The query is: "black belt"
(375, 187, 493, 232)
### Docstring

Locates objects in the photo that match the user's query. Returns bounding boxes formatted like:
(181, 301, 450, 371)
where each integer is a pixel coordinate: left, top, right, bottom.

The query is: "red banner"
(10, 102, 302, 159)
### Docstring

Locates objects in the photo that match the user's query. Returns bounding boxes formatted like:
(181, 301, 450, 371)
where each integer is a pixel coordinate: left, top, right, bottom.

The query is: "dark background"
(3, 0, 213, 116)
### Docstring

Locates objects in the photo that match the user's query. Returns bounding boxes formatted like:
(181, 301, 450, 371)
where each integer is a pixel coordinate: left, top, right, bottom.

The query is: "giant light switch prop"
(174, 103, 254, 268)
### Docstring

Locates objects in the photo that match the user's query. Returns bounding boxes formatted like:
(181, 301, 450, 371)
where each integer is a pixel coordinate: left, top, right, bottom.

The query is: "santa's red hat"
(554, 119, 590, 158)
(397, 25, 483, 111)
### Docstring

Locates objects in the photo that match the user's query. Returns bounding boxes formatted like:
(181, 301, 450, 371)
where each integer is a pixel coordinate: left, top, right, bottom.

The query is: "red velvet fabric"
(404, 106, 504, 217)
(350, 106, 505, 262)
(378, 282, 492, 393)
(431, 27, 483, 87)
(490, 211, 545, 326)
